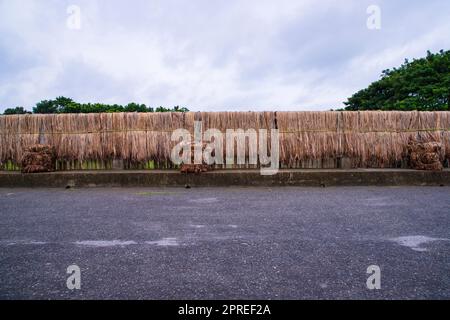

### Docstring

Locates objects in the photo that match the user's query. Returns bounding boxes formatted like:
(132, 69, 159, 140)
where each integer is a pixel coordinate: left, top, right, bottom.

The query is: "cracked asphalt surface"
(0, 187, 449, 299)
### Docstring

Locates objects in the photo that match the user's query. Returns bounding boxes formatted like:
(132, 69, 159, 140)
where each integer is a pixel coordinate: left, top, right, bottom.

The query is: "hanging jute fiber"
(1, 111, 449, 170)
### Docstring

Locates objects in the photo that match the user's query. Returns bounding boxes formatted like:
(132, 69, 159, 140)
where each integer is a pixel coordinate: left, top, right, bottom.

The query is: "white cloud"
(0, 0, 449, 112)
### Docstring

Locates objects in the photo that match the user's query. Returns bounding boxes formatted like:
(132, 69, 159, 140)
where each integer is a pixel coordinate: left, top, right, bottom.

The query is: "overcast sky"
(0, 0, 449, 112)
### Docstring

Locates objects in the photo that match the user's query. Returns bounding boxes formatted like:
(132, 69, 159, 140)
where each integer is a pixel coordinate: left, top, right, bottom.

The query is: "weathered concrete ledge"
(0, 169, 449, 188)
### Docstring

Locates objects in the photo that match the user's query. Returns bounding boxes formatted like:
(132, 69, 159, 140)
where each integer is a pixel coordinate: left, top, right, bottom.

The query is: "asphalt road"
(0, 187, 449, 300)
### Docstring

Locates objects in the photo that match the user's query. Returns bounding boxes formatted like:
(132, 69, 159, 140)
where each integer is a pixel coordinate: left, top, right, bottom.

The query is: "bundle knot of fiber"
(407, 139, 444, 171)
(179, 141, 214, 174)
(180, 164, 211, 174)
(21, 144, 56, 173)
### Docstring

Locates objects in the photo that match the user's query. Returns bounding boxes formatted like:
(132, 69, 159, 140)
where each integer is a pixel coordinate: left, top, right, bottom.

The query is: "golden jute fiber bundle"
(0, 111, 449, 169)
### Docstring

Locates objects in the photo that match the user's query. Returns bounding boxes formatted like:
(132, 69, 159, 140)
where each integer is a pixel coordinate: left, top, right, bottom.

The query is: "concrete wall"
(0, 169, 448, 188)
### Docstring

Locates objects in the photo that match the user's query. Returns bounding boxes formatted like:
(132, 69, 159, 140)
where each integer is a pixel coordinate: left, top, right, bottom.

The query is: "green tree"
(54, 96, 75, 109)
(155, 106, 170, 112)
(30, 97, 189, 114)
(155, 106, 189, 112)
(345, 50, 450, 111)
(33, 100, 58, 114)
(124, 103, 148, 112)
(3, 106, 31, 115)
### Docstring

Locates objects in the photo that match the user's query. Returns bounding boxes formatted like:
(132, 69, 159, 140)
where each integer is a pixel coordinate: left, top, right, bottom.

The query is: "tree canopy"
(344, 50, 450, 111)
(3, 106, 32, 115)
(2, 97, 189, 114)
